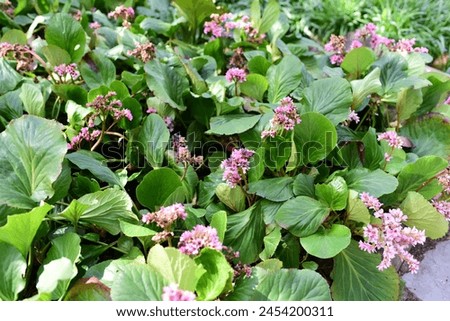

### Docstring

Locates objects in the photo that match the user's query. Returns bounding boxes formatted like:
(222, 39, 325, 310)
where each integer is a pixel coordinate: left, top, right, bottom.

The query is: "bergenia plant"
(0, 0, 448, 303)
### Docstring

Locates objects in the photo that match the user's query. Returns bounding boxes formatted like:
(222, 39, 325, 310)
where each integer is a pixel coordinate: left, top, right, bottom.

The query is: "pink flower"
(347, 109, 360, 124)
(172, 134, 203, 166)
(162, 284, 196, 301)
(384, 152, 392, 162)
(89, 21, 101, 30)
(164, 116, 174, 132)
(432, 200, 450, 221)
(178, 225, 223, 255)
(437, 168, 450, 194)
(54, 63, 80, 81)
(359, 208, 426, 273)
(146, 107, 157, 114)
(360, 192, 383, 211)
(67, 126, 102, 150)
(377, 131, 404, 149)
(108, 5, 134, 27)
(220, 148, 254, 188)
(261, 97, 301, 138)
(330, 54, 344, 65)
(350, 40, 363, 50)
(141, 203, 187, 229)
(225, 67, 247, 83)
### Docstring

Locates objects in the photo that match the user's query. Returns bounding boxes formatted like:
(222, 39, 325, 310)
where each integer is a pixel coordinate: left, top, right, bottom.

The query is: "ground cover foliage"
(0, 0, 449, 301)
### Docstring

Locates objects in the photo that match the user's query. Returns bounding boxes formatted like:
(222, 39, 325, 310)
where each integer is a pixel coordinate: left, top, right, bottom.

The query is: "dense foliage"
(0, 0, 449, 301)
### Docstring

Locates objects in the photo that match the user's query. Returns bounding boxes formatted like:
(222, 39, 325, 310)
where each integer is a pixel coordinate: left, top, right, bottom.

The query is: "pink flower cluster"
(261, 97, 301, 138)
(162, 284, 196, 301)
(0, 42, 35, 71)
(225, 67, 247, 83)
(203, 13, 265, 43)
(324, 23, 428, 65)
(432, 200, 450, 221)
(86, 91, 133, 124)
(347, 109, 360, 124)
(378, 131, 404, 148)
(67, 127, 101, 150)
(359, 193, 426, 273)
(178, 225, 223, 256)
(54, 63, 80, 81)
(172, 134, 203, 166)
(127, 42, 156, 63)
(108, 5, 135, 27)
(142, 203, 187, 243)
(220, 148, 255, 188)
(89, 21, 101, 30)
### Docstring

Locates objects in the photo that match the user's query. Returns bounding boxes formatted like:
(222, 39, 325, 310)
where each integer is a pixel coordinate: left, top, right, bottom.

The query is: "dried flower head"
(127, 42, 156, 63)
(0, 42, 36, 72)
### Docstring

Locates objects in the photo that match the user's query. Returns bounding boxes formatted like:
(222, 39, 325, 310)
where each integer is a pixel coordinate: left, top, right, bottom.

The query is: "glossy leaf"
(0, 203, 51, 257)
(195, 249, 233, 301)
(267, 55, 303, 103)
(136, 168, 183, 211)
(79, 53, 116, 89)
(206, 114, 261, 136)
(139, 114, 170, 168)
(0, 116, 67, 209)
(147, 245, 204, 292)
(248, 177, 294, 202)
(300, 224, 351, 259)
(332, 241, 400, 300)
(275, 196, 330, 237)
(302, 78, 353, 125)
(344, 168, 398, 198)
(215, 183, 246, 212)
(19, 83, 45, 117)
(45, 13, 86, 62)
(400, 191, 448, 239)
(315, 176, 348, 211)
(0, 242, 27, 301)
(341, 47, 376, 78)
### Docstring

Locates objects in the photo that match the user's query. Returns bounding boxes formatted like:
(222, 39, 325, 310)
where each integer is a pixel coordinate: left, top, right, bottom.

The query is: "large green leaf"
(331, 241, 400, 300)
(0, 203, 51, 257)
(0, 116, 67, 209)
(45, 13, 86, 63)
(248, 177, 294, 202)
(395, 156, 448, 199)
(341, 47, 376, 78)
(292, 174, 315, 198)
(136, 168, 183, 211)
(350, 68, 382, 110)
(240, 74, 268, 101)
(0, 58, 22, 95)
(19, 83, 45, 117)
(42, 45, 71, 67)
(346, 190, 370, 224)
(315, 176, 348, 211)
(145, 60, 189, 111)
(215, 183, 246, 212)
(66, 150, 123, 187)
(361, 127, 384, 170)
(195, 249, 233, 301)
(300, 224, 351, 259)
(36, 258, 78, 299)
(302, 78, 353, 125)
(400, 116, 450, 158)
(259, 226, 281, 260)
(275, 196, 330, 237)
(224, 203, 265, 264)
(61, 189, 138, 235)
(258, 0, 280, 34)
(139, 114, 170, 168)
(254, 269, 331, 301)
(396, 88, 422, 122)
(400, 192, 448, 239)
(147, 245, 205, 292)
(293, 112, 337, 165)
(206, 114, 261, 136)
(0, 242, 27, 301)
(79, 53, 116, 89)
(267, 55, 303, 103)
(210, 211, 227, 242)
(111, 263, 168, 301)
(344, 168, 398, 198)
(415, 76, 450, 115)
(0, 89, 23, 121)
(173, 0, 217, 32)
(40, 233, 81, 300)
